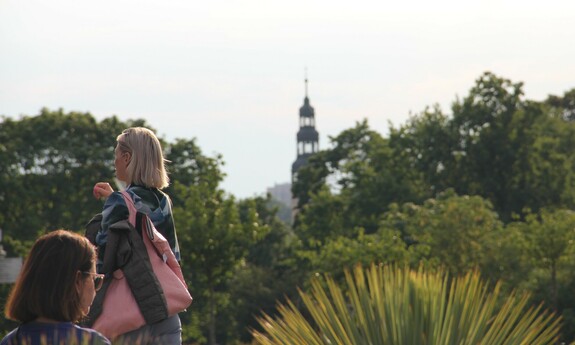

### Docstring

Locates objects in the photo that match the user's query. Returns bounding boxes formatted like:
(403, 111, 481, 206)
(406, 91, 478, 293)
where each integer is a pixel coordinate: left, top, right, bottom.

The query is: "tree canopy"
(3, 72, 575, 343)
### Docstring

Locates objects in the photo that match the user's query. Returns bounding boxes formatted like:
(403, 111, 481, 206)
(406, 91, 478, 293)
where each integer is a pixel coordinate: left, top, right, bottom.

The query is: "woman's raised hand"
(93, 182, 115, 200)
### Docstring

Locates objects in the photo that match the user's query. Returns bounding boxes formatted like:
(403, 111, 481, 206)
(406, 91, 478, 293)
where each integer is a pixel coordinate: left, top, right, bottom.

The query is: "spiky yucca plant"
(252, 264, 562, 345)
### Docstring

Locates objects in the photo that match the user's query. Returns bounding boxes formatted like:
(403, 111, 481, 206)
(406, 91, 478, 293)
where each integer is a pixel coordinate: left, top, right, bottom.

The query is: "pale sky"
(1, 0, 574, 199)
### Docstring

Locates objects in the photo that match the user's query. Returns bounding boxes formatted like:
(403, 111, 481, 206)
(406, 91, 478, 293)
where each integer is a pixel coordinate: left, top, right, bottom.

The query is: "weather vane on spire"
(304, 67, 308, 97)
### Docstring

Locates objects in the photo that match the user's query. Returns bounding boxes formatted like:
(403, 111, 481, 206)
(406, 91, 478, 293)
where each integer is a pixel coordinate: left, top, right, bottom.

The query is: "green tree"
(294, 185, 347, 248)
(380, 190, 503, 276)
(480, 221, 531, 292)
(520, 209, 575, 311)
(293, 120, 428, 240)
(545, 88, 575, 121)
(0, 108, 144, 243)
(390, 72, 575, 222)
(226, 195, 301, 343)
(307, 228, 409, 280)
(449, 72, 575, 220)
(484, 209, 575, 342)
(173, 182, 268, 345)
(388, 104, 456, 196)
(165, 138, 225, 198)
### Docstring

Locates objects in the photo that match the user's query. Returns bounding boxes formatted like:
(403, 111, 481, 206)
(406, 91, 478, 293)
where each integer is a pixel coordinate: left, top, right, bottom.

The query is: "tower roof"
(299, 78, 315, 118)
(300, 97, 315, 117)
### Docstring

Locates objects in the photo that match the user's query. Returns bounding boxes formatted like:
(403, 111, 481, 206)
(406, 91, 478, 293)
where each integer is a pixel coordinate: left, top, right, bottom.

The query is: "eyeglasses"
(81, 271, 105, 291)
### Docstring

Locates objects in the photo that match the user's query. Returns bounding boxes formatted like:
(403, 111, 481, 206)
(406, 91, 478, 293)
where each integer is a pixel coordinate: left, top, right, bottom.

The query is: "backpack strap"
(121, 191, 186, 285)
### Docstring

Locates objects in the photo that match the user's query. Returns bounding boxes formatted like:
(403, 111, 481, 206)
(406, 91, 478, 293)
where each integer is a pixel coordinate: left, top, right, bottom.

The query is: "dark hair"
(5, 230, 96, 323)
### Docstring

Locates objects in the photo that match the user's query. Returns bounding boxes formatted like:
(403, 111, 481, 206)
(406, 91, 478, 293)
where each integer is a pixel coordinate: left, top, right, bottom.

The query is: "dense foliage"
(2, 72, 575, 343)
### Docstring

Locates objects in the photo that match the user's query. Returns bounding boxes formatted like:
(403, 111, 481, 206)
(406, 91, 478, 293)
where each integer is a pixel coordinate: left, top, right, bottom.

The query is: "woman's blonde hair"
(116, 127, 170, 189)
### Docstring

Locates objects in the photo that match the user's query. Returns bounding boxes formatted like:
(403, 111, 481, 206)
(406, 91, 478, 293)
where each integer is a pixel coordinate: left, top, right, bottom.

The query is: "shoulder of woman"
(101, 192, 129, 221)
(156, 188, 171, 200)
(74, 325, 111, 345)
(156, 189, 174, 210)
(103, 191, 127, 208)
(0, 328, 17, 344)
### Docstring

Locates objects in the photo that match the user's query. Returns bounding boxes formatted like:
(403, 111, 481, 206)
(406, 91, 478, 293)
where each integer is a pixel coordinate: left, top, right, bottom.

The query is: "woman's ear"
(123, 152, 132, 164)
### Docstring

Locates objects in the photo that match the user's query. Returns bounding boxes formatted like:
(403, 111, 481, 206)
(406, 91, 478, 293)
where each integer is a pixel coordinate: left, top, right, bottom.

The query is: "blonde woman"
(92, 127, 182, 344)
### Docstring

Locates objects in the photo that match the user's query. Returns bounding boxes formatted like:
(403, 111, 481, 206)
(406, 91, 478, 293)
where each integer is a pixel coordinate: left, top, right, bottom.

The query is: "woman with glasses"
(1, 230, 110, 345)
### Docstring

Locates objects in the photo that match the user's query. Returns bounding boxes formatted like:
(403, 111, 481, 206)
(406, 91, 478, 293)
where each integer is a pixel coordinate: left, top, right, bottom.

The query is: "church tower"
(291, 77, 319, 183)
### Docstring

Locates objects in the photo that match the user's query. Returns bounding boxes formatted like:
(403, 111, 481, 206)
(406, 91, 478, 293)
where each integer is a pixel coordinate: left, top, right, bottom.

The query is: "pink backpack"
(92, 191, 193, 339)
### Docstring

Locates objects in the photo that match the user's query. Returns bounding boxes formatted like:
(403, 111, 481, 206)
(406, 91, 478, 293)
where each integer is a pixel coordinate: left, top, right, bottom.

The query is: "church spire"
(292, 75, 319, 182)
